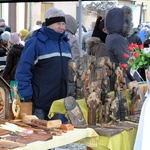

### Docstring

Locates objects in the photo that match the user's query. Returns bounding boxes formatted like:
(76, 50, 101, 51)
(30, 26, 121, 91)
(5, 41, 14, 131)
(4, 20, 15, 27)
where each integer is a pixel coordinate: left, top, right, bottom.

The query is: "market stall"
(49, 98, 138, 150)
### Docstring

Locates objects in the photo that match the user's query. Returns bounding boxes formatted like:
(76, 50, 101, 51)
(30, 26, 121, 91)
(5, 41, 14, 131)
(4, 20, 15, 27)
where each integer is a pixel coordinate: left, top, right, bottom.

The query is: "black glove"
(24, 96, 32, 102)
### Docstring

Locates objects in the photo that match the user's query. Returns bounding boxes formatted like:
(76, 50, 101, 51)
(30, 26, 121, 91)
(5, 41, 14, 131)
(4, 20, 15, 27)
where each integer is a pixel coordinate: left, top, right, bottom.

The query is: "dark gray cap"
(36, 20, 42, 25)
(0, 18, 5, 22)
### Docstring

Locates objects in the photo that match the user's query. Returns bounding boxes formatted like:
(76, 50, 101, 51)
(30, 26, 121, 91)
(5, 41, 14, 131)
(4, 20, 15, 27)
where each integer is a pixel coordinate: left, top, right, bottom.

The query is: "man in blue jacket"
(15, 7, 72, 120)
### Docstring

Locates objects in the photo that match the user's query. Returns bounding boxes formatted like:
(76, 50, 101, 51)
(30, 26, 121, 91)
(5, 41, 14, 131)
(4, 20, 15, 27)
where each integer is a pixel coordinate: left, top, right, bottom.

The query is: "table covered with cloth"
(13, 128, 99, 150)
(48, 93, 137, 150)
(48, 90, 131, 122)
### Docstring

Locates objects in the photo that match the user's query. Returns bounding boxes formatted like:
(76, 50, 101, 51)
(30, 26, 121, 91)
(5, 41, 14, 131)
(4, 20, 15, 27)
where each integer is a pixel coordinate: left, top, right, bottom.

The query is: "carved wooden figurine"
(12, 86, 22, 119)
(75, 55, 95, 99)
(67, 59, 76, 97)
(130, 87, 143, 115)
(128, 81, 144, 115)
(119, 95, 127, 121)
(103, 94, 112, 123)
(110, 97, 119, 121)
(101, 77, 110, 104)
(87, 89, 101, 125)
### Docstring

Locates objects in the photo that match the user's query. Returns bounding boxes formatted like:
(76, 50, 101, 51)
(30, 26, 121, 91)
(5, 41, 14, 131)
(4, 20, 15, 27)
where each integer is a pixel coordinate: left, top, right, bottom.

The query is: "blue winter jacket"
(15, 26, 72, 109)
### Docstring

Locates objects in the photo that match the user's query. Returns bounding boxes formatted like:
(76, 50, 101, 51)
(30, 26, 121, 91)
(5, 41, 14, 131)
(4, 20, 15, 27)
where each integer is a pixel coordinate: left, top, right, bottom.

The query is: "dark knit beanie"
(44, 7, 66, 26)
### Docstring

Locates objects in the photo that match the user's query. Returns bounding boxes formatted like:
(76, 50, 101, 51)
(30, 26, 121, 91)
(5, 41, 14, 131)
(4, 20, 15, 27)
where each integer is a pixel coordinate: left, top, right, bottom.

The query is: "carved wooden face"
(71, 106, 83, 120)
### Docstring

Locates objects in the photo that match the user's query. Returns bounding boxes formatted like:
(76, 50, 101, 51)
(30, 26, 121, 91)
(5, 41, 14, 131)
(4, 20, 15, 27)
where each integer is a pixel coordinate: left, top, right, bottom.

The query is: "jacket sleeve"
(111, 38, 130, 64)
(111, 38, 141, 82)
(2, 50, 14, 80)
(15, 38, 37, 98)
(69, 36, 80, 63)
(0, 48, 6, 56)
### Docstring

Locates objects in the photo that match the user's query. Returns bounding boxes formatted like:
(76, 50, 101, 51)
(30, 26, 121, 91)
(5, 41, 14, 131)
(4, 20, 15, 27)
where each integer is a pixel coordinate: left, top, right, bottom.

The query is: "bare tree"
(83, 1, 117, 17)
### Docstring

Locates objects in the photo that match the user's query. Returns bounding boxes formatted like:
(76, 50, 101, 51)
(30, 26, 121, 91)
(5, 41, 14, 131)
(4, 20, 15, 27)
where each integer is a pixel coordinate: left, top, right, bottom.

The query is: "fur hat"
(20, 29, 28, 39)
(44, 7, 65, 26)
(10, 32, 21, 45)
(1, 31, 10, 41)
(105, 6, 132, 37)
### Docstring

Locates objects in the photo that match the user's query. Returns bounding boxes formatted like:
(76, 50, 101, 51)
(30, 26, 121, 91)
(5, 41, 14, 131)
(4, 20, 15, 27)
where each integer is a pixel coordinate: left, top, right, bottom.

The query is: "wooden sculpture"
(113, 66, 128, 121)
(67, 59, 76, 97)
(75, 55, 91, 99)
(64, 96, 88, 128)
(12, 86, 22, 119)
(103, 94, 112, 123)
(128, 81, 144, 115)
(87, 82, 101, 125)
(101, 77, 110, 104)
(110, 97, 119, 121)
(95, 57, 111, 104)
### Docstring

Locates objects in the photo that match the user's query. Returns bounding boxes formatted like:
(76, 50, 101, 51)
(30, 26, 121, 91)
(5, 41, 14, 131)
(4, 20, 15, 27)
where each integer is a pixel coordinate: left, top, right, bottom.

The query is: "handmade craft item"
(111, 66, 128, 121)
(60, 123, 74, 130)
(64, 96, 88, 128)
(67, 59, 76, 97)
(128, 81, 144, 115)
(31, 119, 62, 129)
(12, 86, 22, 119)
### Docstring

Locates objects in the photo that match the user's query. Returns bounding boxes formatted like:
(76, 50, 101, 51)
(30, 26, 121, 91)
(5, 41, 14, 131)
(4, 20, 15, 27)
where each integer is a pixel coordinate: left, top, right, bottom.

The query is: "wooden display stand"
(0, 77, 11, 120)
(0, 77, 32, 120)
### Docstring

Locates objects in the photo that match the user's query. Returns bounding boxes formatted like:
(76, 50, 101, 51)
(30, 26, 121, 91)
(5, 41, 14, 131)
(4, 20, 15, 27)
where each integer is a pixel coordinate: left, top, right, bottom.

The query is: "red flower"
(123, 53, 129, 58)
(133, 52, 140, 58)
(121, 64, 128, 69)
(139, 44, 144, 50)
(125, 43, 149, 69)
(128, 45, 133, 51)
(133, 43, 138, 48)
(130, 43, 134, 47)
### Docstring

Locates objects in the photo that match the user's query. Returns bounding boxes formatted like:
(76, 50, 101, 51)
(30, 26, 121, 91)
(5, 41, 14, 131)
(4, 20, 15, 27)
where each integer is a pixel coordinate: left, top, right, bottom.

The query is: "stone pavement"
(54, 143, 86, 150)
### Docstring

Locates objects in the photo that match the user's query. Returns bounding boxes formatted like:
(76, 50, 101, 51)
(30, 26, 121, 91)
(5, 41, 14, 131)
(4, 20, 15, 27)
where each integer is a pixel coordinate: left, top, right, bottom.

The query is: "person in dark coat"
(0, 31, 10, 56)
(126, 28, 142, 45)
(105, 5, 141, 84)
(0, 18, 11, 32)
(0, 31, 10, 66)
(85, 16, 108, 60)
(92, 16, 107, 43)
(2, 32, 24, 83)
(2, 32, 24, 100)
(143, 38, 150, 47)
